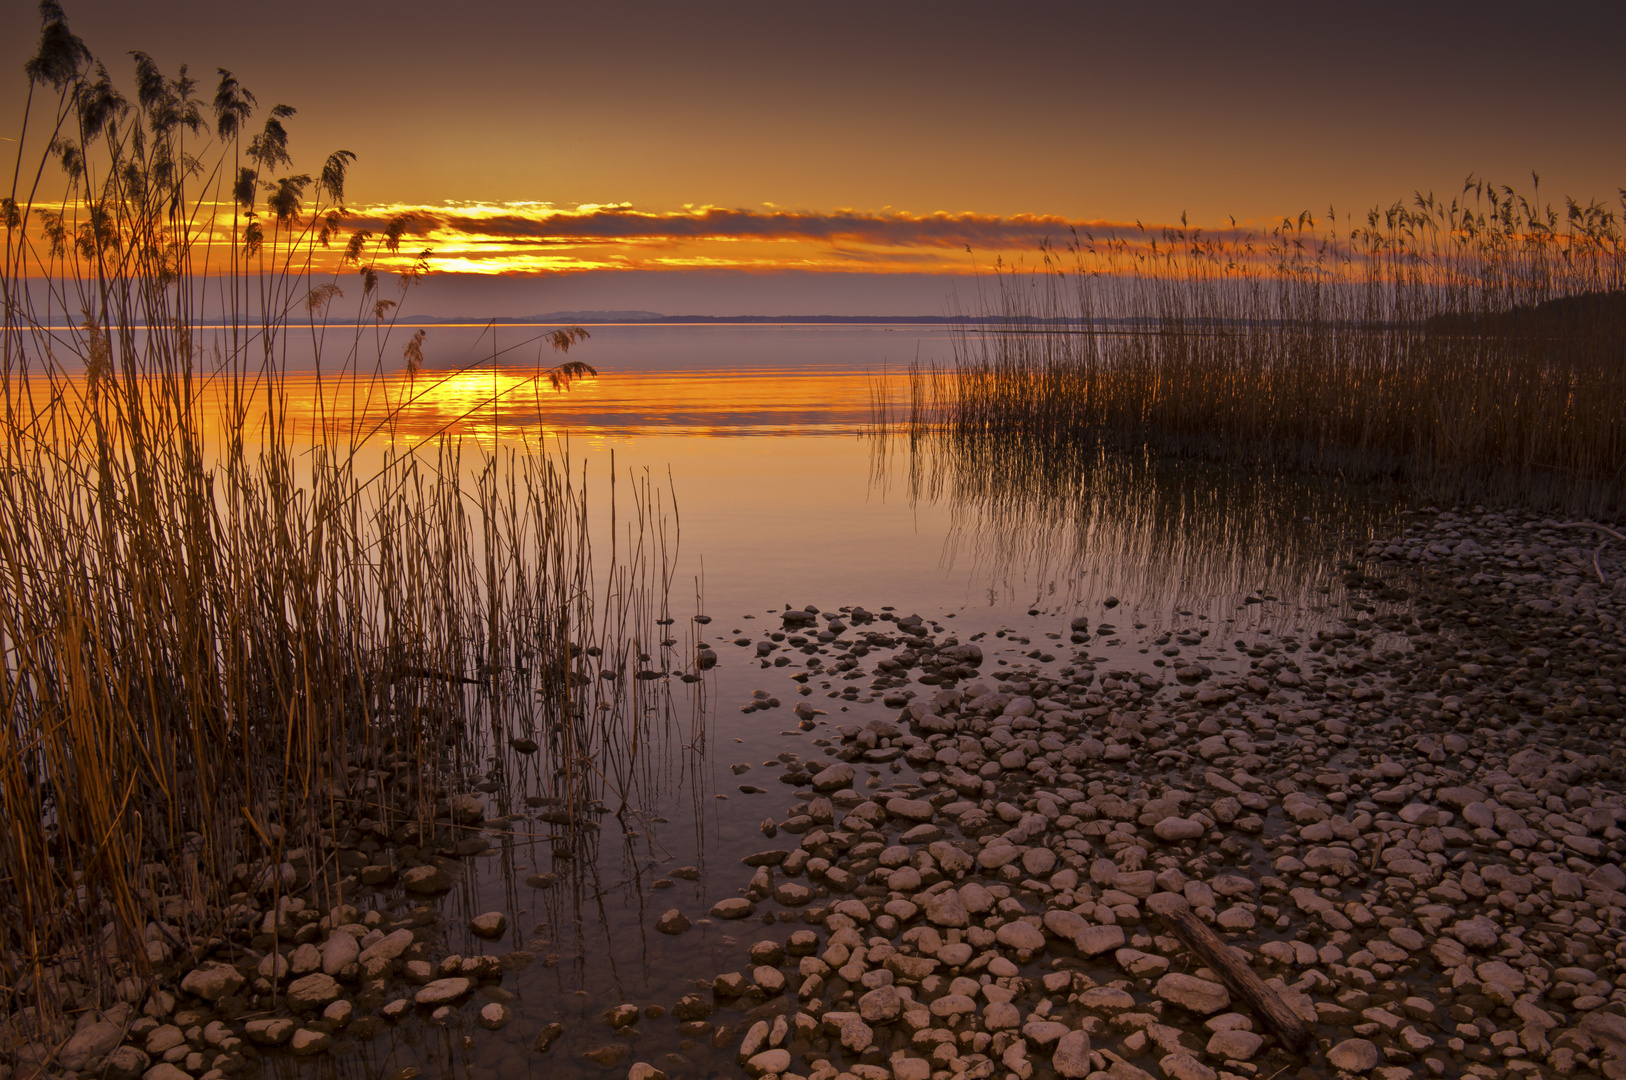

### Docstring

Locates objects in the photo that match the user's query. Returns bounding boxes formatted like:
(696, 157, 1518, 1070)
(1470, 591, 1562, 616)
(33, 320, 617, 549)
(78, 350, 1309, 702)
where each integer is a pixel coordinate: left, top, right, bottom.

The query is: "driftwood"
(1556, 522, 1624, 585)
(1148, 893, 1313, 1054)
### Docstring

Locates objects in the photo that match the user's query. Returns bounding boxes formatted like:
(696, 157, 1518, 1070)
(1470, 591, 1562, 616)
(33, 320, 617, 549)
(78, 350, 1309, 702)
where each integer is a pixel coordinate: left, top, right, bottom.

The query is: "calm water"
(261, 324, 1393, 1080)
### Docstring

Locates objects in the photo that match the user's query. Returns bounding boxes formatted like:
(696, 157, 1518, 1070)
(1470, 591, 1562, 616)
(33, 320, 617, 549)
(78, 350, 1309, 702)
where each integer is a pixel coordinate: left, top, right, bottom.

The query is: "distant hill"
(408, 313, 1097, 325)
(415, 310, 667, 323)
(1426, 289, 1626, 336)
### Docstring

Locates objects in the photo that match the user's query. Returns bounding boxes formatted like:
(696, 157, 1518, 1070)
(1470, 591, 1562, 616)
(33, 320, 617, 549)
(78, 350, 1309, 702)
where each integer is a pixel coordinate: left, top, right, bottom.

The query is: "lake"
(240, 323, 1395, 1080)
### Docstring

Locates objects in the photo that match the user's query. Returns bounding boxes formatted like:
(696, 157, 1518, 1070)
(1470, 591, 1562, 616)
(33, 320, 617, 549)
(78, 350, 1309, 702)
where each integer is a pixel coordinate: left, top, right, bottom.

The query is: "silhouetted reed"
(889, 182, 1625, 514)
(0, 3, 686, 1037)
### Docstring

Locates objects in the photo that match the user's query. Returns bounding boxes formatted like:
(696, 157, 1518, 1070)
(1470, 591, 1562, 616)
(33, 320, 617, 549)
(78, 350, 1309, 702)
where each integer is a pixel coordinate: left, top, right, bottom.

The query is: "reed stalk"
(0, 3, 684, 1044)
(888, 185, 1626, 514)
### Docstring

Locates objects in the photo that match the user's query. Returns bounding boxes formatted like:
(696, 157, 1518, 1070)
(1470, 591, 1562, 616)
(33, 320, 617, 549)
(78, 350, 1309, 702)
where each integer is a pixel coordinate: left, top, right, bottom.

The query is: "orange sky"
(5, 0, 1624, 314)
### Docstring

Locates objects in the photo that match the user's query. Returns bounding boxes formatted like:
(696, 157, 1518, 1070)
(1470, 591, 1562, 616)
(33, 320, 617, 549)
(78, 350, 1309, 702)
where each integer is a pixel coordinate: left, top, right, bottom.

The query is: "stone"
(1023, 847, 1058, 875)
(1159, 1053, 1216, 1080)
(1024, 1020, 1070, 1046)
(358, 928, 414, 964)
(478, 1003, 512, 1030)
(1327, 1038, 1380, 1072)
(959, 881, 996, 912)
(745, 1049, 792, 1077)
(1115, 948, 1169, 977)
(1052, 1030, 1092, 1078)
(288, 942, 321, 974)
(1154, 973, 1230, 1014)
(995, 920, 1046, 953)
(886, 797, 934, 821)
(312, 935, 355, 981)
(286, 973, 342, 1012)
(1580, 1010, 1626, 1050)
(142, 1064, 192, 1080)
(414, 977, 473, 1005)
(811, 763, 855, 791)
(1045, 909, 1088, 940)
(1153, 817, 1206, 841)
(753, 966, 786, 996)
(984, 1001, 1021, 1030)
(657, 909, 690, 934)
(923, 890, 969, 928)
(711, 898, 755, 919)
(628, 1065, 669, 1080)
(60, 1020, 124, 1072)
(582, 1043, 628, 1067)
(244, 1018, 296, 1045)
(179, 961, 244, 1002)
(829, 1013, 874, 1053)
(290, 1028, 332, 1055)
(1076, 924, 1126, 956)
(448, 792, 484, 821)
(1387, 926, 1425, 952)
(859, 985, 902, 1023)
(1450, 917, 1500, 950)
(103, 1046, 150, 1080)
(1207, 1029, 1263, 1060)
(1079, 986, 1136, 1011)
(714, 972, 748, 998)
(145, 1025, 185, 1055)
(928, 993, 978, 1019)
(402, 865, 453, 893)
(892, 1057, 932, 1080)
(470, 912, 507, 938)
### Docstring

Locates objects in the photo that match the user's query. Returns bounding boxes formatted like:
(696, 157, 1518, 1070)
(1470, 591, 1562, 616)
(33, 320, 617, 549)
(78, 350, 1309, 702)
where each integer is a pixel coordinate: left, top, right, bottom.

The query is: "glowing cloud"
(335, 202, 1173, 276)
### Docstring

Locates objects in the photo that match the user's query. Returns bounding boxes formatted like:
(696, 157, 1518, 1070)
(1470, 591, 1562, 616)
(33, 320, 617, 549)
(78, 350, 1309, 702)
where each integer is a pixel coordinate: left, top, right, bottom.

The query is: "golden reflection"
(240, 365, 881, 443)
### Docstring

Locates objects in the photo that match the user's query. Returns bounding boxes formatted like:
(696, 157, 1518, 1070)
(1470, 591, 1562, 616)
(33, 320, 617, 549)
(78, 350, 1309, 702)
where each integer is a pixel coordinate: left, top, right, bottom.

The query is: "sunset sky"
(4, 0, 1623, 316)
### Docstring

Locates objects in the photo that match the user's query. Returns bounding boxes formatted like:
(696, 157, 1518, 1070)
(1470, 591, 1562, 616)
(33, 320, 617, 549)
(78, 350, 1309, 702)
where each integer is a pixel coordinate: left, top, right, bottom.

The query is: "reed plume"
(0, 2, 682, 1046)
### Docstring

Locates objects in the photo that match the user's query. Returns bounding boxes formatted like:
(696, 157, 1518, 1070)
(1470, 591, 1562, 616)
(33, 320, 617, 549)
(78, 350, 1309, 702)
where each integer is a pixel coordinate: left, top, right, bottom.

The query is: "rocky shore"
(646, 508, 1626, 1080)
(6, 506, 1625, 1080)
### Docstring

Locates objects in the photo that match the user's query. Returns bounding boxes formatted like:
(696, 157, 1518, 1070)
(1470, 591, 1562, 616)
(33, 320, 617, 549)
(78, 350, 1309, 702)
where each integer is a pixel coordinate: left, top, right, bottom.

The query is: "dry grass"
(0, 4, 687, 1038)
(888, 181, 1626, 514)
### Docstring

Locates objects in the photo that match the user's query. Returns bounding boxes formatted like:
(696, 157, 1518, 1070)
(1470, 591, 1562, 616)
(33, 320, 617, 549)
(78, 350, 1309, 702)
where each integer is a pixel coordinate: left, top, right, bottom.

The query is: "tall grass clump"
(898, 181, 1626, 514)
(0, 2, 687, 1043)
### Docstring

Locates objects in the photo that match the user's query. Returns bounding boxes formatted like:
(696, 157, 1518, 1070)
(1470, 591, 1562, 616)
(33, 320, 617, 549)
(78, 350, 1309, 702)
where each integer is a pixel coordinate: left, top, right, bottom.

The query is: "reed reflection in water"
(874, 425, 1398, 633)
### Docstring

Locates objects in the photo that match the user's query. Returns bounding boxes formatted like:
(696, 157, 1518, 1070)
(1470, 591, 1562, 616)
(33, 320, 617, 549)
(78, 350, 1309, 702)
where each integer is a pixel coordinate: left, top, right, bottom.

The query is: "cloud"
(336, 202, 1198, 275)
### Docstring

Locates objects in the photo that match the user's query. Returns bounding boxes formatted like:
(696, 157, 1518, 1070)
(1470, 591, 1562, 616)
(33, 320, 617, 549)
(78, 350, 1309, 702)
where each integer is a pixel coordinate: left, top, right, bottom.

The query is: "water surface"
(256, 324, 1394, 1080)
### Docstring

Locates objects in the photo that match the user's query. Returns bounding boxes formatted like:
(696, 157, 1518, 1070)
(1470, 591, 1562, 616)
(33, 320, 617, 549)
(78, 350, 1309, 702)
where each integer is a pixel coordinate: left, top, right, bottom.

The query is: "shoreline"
(7, 504, 1626, 1080)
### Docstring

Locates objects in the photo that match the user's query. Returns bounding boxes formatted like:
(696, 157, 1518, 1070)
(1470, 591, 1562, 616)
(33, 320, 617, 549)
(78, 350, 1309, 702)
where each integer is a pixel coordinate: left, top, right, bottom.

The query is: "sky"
(4, 0, 1624, 316)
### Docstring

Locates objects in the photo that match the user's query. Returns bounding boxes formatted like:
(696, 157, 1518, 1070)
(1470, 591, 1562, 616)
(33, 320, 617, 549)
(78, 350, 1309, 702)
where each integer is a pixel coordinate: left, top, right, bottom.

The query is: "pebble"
(1327, 1037, 1380, 1072)
(710, 898, 755, 919)
(469, 912, 507, 938)
(700, 516, 1626, 1080)
(401, 864, 453, 894)
(120, 508, 1626, 1080)
(413, 977, 472, 1006)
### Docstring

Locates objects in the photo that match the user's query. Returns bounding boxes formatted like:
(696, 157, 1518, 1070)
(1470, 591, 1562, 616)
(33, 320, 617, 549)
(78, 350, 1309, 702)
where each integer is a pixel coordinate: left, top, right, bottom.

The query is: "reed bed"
(872, 426, 1382, 622)
(890, 183, 1626, 514)
(0, 4, 688, 1042)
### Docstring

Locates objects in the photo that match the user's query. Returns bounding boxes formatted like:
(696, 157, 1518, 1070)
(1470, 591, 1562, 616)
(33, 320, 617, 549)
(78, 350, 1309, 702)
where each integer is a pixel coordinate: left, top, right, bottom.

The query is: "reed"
(0, 2, 685, 1043)
(890, 182, 1626, 515)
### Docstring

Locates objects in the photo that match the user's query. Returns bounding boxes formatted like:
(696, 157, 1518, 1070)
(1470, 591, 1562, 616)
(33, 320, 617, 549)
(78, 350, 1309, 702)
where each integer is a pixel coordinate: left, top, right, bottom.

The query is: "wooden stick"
(1556, 522, 1626, 543)
(1148, 893, 1313, 1054)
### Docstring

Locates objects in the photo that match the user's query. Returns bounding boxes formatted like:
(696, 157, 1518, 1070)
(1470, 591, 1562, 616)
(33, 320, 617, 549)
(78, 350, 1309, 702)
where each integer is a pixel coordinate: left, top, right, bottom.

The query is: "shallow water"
(254, 324, 1398, 1080)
